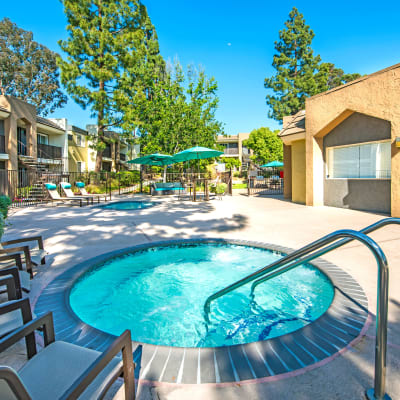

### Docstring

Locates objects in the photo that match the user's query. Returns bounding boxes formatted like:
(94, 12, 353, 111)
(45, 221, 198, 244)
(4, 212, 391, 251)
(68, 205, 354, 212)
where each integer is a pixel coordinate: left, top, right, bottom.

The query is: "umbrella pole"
(163, 166, 167, 183)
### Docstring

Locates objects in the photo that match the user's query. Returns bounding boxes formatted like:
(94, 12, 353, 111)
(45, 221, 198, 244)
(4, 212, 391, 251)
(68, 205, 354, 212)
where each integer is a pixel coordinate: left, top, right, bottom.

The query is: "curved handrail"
(250, 217, 400, 297)
(203, 217, 399, 322)
(254, 230, 390, 400)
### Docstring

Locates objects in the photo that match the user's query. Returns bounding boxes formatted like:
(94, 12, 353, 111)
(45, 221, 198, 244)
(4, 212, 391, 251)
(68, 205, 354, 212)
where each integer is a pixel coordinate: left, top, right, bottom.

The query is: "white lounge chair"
(60, 182, 96, 204)
(76, 182, 108, 202)
(45, 183, 85, 207)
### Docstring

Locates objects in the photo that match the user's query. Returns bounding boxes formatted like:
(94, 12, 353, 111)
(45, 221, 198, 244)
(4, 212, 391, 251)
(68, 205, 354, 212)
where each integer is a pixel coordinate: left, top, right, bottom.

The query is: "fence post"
(205, 179, 209, 201)
(247, 177, 250, 196)
(229, 168, 233, 195)
(140, 166, 143, 193)
(193, 178, 196, 202)
(118, 174, 121, 196)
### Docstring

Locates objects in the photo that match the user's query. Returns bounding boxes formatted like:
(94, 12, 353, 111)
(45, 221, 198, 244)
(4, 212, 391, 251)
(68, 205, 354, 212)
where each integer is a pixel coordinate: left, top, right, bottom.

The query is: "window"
(76, 134, 84, 147)
(0, 120, 4, 136)
(77, 161, 85, 173)
(37, 133, 49, 145)
(68, 134, 73, 142)
(327, 141, 391, 179)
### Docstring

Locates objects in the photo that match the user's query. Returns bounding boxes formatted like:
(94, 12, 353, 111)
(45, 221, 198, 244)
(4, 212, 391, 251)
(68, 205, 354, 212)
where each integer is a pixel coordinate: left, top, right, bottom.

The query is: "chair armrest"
(0, 246, 32, 276)
(0, 266, 22, 299)
(0, 252, 23, 270)
(0, 298, 32, 323)
(2, 236, 44, 250)
(60, 330, 135, 400)
(0, 274, 17, 301)
(0, 366, 31, 399)
(0, 312, 55, 358)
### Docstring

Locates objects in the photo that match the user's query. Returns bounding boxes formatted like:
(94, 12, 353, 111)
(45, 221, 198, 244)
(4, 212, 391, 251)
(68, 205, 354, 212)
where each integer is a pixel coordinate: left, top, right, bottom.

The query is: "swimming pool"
(99, 200, 157, 210)
(69, 243, 334, 348)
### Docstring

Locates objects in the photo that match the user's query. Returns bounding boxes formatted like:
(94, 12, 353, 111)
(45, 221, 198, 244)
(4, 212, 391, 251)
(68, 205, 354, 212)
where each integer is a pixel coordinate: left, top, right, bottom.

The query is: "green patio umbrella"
(128, 153, 175, 182)
(127, 153, 175, 166)
(260, 160, 284, 168)
(172, 146, 223, 176)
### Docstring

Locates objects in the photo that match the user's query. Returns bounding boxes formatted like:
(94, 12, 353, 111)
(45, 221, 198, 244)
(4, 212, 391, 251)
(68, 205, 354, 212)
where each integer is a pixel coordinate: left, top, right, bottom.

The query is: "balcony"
(37, 143, 62, 160)
(120, 153, 127, 161)
(0, 136, 5, 154)
(223, 148, 239, 155)
(103, 146, 112, 158)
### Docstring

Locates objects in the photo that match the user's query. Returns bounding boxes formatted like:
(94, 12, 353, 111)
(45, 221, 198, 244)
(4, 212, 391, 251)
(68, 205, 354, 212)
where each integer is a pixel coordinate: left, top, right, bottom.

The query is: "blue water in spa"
(69, 243, 334, 347)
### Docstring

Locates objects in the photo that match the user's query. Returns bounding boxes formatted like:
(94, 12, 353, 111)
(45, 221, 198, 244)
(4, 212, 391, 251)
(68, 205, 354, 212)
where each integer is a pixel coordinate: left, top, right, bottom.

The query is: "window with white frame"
(77, 161, 85, 173)
(327, 141, 391, 179)
(76, 134, 84, 147)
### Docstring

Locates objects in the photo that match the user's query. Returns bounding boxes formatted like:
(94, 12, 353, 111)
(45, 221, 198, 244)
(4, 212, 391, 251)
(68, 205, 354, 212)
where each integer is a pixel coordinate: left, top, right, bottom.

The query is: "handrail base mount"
(366, 388, 391, 400)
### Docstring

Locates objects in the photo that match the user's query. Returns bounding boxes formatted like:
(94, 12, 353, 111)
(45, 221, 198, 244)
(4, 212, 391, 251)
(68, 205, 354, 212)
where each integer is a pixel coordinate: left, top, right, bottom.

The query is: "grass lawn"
(233, 183, 247, 189)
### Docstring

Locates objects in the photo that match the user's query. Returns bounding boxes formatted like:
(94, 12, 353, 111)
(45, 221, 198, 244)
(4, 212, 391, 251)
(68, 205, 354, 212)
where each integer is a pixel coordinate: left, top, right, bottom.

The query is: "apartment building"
(217, 132, 252, 171)
(0, 95, 67, 173)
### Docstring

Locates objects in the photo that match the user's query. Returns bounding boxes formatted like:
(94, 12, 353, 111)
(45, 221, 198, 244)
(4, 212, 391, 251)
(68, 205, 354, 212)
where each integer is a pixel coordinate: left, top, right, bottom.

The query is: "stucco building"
(217, 132, 252, 171)
(280, 63, 400, 217)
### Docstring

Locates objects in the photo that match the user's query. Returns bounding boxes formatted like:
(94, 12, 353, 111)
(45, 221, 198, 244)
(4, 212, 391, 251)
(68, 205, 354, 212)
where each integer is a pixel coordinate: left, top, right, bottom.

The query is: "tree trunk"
(95, 78, 105, 172)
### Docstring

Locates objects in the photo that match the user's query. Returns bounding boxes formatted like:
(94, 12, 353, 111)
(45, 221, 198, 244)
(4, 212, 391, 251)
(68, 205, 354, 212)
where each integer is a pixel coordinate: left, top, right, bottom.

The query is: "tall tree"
(138, 62, 224, 157)
(243, 127, 282, 165)
(59, 0, 162, 171)
(265, 7, 360, 121)
(0, 18, 67, 116)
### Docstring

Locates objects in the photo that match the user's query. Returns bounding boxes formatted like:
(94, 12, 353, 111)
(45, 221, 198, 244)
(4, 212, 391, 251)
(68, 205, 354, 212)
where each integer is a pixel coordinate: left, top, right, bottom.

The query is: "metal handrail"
(203, 218, 399, 321)
(203, 218, 398, 400)
(250, 217, 400, 296)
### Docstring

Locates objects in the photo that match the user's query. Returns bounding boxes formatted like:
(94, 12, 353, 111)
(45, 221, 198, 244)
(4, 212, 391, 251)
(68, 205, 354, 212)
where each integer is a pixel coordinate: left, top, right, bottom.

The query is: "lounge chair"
(150, 182, 186, 196)
(60, 182, 95, 204)
(45, 183, 84, 207)
(0, 312, 135, 399)
(76, 182, 108, 202)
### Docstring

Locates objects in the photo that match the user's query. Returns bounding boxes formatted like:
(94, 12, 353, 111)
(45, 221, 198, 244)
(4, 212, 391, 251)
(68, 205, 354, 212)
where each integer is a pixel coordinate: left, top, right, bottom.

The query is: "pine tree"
(0, 18, 67, 116)
(58, 0, 162, 171)
(265, 7, 360, 121)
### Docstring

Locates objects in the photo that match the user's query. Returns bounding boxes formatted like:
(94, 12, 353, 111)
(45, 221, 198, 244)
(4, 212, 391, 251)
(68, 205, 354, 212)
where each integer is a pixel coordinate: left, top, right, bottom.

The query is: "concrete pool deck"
(1, 194, 400, 399)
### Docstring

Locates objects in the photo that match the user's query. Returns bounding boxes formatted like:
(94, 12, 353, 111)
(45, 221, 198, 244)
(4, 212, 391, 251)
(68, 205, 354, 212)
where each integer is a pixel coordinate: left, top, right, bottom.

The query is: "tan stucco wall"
(304, 64, 400, 216)
(291, 140, 306, 204)
(283, 144, 292, 199)
(0, 96, 37, 170)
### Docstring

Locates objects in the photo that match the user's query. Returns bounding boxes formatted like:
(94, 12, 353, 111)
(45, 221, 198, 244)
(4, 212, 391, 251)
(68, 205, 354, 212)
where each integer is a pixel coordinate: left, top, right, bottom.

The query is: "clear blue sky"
(2, 1, 400, 135)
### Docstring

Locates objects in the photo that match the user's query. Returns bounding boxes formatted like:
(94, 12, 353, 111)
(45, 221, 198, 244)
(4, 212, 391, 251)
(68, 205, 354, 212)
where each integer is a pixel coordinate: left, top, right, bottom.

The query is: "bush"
(233, 172, 241, 178)
(0, 195, 11, 219)
(85, 184, 104, 194)
(210, 182, 227, 194)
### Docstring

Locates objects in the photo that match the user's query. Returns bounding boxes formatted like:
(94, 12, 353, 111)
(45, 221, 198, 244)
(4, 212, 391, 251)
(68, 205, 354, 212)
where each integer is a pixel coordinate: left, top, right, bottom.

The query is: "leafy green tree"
(59, 0, 162, 171)
(265, 7, 360, 121)
(0, 18, 67, 116)
(243, 127, 282, 165)
(138, 62, 224, 158)
(220, 157, 241, 170)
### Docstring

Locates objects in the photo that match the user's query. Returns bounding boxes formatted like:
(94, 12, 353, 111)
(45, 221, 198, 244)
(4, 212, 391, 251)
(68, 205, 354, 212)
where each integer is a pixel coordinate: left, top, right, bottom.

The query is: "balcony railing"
(37, 143, 62, 160)
(0, 136, 5, 154)
(120, 153, 127, 161)
(18, 141, 27, 156)
(223, 148, 239, 155)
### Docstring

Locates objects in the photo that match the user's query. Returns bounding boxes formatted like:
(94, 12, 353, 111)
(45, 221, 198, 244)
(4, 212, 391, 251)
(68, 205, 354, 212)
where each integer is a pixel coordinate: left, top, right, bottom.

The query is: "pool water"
(70, 243, 334, 347)
(100, 201, 156, 210)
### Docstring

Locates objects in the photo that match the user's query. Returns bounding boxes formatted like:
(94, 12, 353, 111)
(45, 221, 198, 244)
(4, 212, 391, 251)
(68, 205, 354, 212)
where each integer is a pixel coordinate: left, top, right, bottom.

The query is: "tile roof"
(36, 116, 64, 131)
(279, 110, 306, 137)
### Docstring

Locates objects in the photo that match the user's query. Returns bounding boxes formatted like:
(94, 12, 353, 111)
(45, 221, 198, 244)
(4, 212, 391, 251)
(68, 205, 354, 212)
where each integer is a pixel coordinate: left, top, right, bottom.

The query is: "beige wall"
(283, 144, 292, 199)
(0, 96, 37, 170)
(304, 64, 400, 216)
(291, 140, 306, 203)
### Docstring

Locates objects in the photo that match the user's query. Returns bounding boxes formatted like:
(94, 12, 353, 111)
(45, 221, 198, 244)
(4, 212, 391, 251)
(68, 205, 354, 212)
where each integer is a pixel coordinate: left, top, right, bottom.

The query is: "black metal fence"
(0, 168, 234, 207)
(247, 167, 284, 196)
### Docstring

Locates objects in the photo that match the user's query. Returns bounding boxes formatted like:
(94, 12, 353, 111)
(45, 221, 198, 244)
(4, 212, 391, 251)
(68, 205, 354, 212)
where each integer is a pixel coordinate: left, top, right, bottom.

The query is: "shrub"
(85, 184, 104, 194)
(210, 183, 227, 194)
(233, 172, 241, 178)
(0, 195, 11, 219)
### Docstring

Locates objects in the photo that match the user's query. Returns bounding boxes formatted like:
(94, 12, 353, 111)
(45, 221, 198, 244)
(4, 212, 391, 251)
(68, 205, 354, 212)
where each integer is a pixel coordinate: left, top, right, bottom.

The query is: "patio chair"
(60, 182, 95, 205)
(75, 182, 108, 202)
(0, 312, 136, 400)
(45, 183, 84, 207)
(0, 253, 31, 293)
(0, 258, 23, 298)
